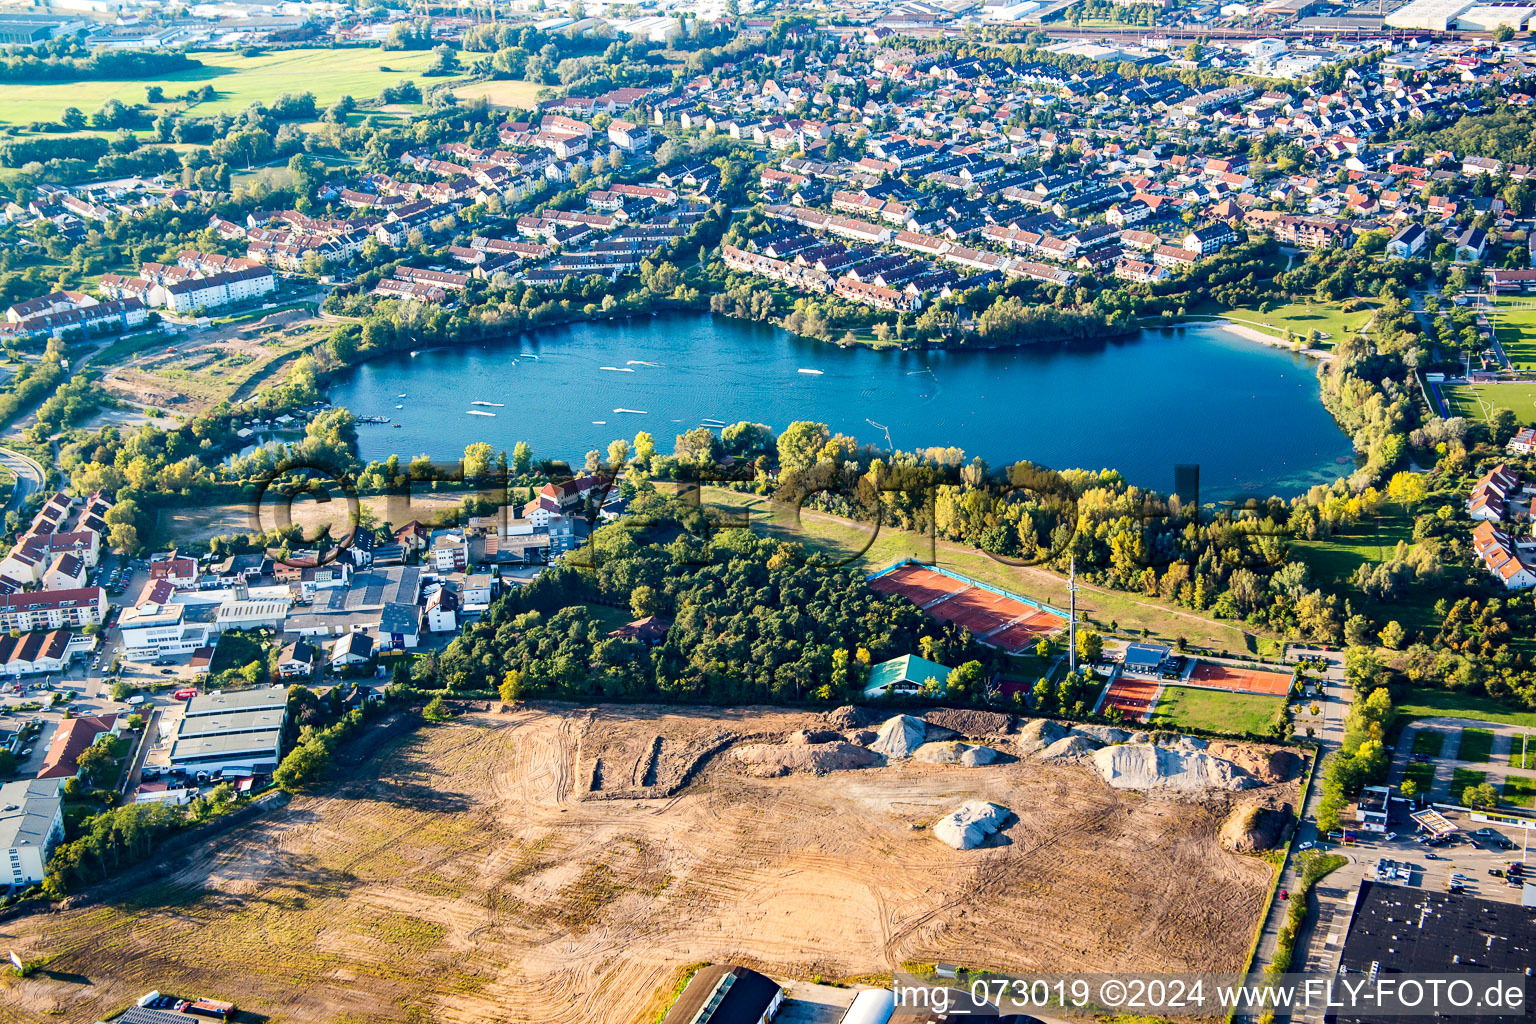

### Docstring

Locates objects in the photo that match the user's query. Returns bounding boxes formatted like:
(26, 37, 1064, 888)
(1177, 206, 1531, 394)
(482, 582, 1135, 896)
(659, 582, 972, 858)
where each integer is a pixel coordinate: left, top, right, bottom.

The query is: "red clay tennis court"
(868, 564, 1066, 653)
(1101, 678, 1161, 722)
(1186, 662, 1293, 696)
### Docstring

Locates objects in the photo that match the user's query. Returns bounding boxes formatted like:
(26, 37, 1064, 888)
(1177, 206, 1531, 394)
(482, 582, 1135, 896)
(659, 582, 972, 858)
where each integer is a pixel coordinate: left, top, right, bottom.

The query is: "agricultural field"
(450, 79, 546, 109)
(0, 47, 469, 125)
(1148, 685, 1284, 736)
(1442, 381, 1536, 425)
(1221, 299, 1377, 344)
(0, 705, 1284, 1024)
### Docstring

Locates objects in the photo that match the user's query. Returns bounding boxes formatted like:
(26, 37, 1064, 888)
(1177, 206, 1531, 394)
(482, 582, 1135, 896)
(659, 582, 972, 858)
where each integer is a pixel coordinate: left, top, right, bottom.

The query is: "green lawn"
(582, 602, 635, 634)
(1490, 296, 1536, 372)
(1293, 516, 1414, 590)
(1502, 776, 1536, 808)
(1412, 730, 1446, 757)
(1442, 381, 1536, 426)
(1394, 687, 1536, 729)
(1222, 299, 1377, 344)
(1450, 767, 1486, 794)
(1509, 739, 1536, 770)
(209, 629, 268, 674)
(1147, 685, 1284, 736)
(1458, 728, 1495, 763)
(1403, 759, 1436, 795)
(0, 47, 471, 125)
(450, 79, 546, 109)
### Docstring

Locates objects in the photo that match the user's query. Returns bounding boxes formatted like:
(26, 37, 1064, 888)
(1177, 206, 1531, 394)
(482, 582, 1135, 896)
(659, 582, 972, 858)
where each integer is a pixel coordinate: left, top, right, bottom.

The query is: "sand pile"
(1038, 735, 1098, 761)
(869, 715, 929, 758)
(933, 801, 1011, 850)
(913, 741, 1002, 766)
(731, 739, 883, 777)
(1091, 742, 1257, 794)
(1208, 742, 1304, 785)
(1016, 719, 1069, 753)
(1071, 725, 1131, 745)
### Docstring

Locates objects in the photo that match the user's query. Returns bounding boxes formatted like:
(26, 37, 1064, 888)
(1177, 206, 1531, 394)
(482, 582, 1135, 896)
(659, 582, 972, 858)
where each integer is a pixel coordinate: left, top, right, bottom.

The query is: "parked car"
(1424, 852, 1441, 860)
(1297, 841, 1314, 850)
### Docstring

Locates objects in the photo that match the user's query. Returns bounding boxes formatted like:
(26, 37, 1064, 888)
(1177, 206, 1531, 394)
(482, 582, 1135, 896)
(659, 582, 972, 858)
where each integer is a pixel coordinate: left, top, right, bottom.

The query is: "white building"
(0, 779, 64, 888)
(163, 685, 288, 777)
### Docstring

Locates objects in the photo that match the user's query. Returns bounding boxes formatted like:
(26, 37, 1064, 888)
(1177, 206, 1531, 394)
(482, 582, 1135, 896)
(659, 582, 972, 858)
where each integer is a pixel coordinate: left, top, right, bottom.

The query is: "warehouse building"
(161, 685, 288, 778)
(660, 965, 782, 1024)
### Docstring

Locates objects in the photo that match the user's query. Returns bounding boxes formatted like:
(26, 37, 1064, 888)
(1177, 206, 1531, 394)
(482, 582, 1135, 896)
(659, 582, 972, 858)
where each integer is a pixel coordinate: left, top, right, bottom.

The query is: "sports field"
(1186, 661, 1294, 697)
(868, 563, 1065, 654)
(1489, 296, 1536, 371)
(0, 48, 471, 125)
(1443, 381, 1536, 425)
(1101, 677, 1161, 722)
(1149, 685, 1285, 736)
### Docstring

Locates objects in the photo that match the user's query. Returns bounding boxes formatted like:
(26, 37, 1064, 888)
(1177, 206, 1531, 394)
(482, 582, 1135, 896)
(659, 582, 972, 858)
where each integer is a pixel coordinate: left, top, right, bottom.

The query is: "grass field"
(1442, 381, 1536, 426)
(1222, 299, 1376, 344)
(1450, 767, 1486, 795)
(0, 48, 470, 125)
(1510, 739, 1535, 770)
(451, 79, 546, 109)
(1489, 296, 1536, 372)
(1402, 759, 1436, 795)
(1457, 728, 1495, 763)
(694, 487, 1265, 658)
(1394, 687, 1536, 730)
(1502, 776, 1536, 808)
(1293, 516, 1414, 589)
(1147, 685, 1284, 736)
(1412, 730, 1445, 757)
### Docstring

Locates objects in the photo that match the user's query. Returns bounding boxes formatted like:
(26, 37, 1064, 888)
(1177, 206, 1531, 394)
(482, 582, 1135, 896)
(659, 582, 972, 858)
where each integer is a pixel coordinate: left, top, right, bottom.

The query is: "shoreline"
(1160, 316, 1336, 362)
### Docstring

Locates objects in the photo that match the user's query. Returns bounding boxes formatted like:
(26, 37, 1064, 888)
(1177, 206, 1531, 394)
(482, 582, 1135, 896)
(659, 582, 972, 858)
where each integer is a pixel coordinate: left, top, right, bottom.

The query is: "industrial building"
(660, 965, 782, 1024)
(1383, 0, 1536, 28)
(1332, 881, 1536, 1024)
(159, 685, 289, 778)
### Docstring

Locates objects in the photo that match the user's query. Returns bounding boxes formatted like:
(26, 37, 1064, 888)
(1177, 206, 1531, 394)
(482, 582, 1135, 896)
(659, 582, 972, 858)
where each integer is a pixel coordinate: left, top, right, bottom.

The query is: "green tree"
(1464, 782, 1499, 808)
(423, 695, 451, 721)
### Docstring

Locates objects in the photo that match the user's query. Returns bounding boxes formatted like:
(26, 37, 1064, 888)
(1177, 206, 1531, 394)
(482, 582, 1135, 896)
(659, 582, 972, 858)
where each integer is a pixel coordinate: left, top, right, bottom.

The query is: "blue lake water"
(328, 313, 1354, 500)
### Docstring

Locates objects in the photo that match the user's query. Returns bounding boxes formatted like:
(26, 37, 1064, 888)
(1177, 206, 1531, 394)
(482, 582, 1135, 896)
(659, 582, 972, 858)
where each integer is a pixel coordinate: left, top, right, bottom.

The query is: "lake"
(327, 313, 1354, 500)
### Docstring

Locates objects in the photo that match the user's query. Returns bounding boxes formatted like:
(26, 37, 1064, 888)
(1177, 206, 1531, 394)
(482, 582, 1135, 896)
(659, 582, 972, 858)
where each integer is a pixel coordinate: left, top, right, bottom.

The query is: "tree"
(1378, 620, 1406, 650)
(1075, 629, 1102, 664)
(423, 695, 451, 721)
(1344, 615, 1375, 648)
(1399, 777, 1419, 802)
(1385, 471, 1427, 509)
(110, 679, 132, 701)
(1495, 23, 1515, 41)
(74, 742, 120, 789)
(1464, 782, 1499, 808)
(498, 668, 525, 703)
(511, 441, 533, 475)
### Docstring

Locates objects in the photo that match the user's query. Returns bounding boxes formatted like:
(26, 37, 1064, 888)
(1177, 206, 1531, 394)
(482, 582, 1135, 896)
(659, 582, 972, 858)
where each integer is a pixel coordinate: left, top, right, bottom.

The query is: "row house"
(1468, 463, 1520, 522)
(163, 266, 276, 315)
(1472, 522, 1536, 591)
(834, 275, 920, 311)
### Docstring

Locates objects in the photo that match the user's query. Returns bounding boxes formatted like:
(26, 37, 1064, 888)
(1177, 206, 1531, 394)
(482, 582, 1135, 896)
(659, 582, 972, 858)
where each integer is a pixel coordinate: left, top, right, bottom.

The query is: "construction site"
(0, 704, 1299, 1024)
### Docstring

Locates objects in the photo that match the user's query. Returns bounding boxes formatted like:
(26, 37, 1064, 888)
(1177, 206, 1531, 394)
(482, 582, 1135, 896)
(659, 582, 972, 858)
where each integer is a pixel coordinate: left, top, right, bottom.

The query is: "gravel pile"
(1015, 718, 1069, 753)
(1090, 742, 1258, 794)
(869, 715, 929, 759)
(922, 707, 1014, 737)
(824, 705, 877, 731)
(933, 801, 1011, 850)
(1037, 735, 1098, 761)
(913, 741, 1003, 766)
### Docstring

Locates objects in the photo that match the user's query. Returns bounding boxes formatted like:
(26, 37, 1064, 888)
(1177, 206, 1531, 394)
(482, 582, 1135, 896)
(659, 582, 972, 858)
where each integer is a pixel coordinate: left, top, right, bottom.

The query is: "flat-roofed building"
(164, 684, 288, 776)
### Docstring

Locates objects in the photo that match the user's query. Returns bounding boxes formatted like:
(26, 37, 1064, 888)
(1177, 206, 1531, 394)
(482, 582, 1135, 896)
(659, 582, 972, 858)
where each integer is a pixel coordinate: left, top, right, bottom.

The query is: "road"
(1240, 647, 1349, 1022)
(0, 444, 46, 514)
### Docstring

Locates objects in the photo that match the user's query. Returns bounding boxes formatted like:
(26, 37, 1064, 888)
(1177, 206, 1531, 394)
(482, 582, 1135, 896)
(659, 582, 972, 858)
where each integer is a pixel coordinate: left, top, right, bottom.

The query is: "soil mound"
(1071, 725, 1131, 745)
(1091, 743, 1257, 794)
(824, 705, 877, 731)
(1208, 743, 1304, 785)
(731, 741, 883, 777)
(923, 707, 1014, 737)
(913, 741, 1003, 766)
(869, 715, 929, 759)
(933, 801, 1011, 850)
(1219, 802, 1291, 853)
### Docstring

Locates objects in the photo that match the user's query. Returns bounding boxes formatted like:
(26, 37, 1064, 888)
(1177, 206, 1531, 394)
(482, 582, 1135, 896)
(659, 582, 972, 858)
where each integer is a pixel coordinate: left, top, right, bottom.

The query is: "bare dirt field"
(159, 491, 474, 546)
(0, 705, 1283, 1024)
